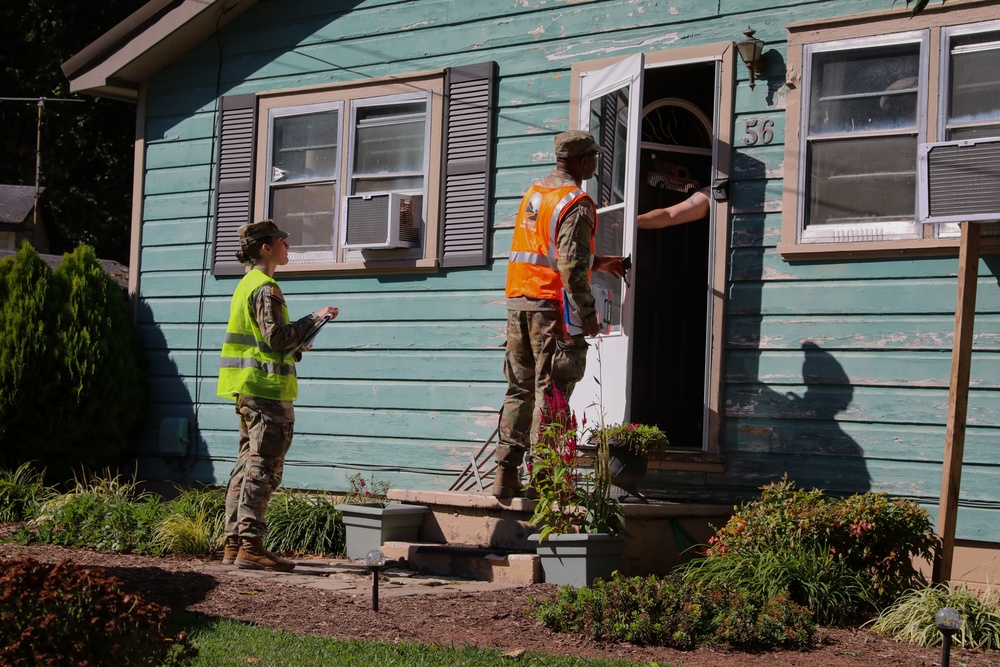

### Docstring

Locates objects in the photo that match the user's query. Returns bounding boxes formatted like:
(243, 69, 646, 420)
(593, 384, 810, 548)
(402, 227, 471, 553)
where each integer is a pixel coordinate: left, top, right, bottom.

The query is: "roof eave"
(62, 0, 259, 101)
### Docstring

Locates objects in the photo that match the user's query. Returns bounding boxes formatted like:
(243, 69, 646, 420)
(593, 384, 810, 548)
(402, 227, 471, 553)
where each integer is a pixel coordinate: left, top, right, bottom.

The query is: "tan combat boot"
(221, 535, 240, 565)
(235, 536, 296, 572)
(492, 465, 525, 498)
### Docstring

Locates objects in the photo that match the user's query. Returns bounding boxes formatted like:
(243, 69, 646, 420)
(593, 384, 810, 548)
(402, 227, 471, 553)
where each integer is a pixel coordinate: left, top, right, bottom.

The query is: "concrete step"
(380, 489, 735, 579)
(381, 541, 541, 584)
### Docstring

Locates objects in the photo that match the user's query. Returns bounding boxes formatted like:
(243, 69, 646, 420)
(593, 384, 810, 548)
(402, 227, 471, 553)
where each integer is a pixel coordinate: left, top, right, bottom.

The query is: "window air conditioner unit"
(341, 192, 422, 249)
(917, 137, 1000, 224)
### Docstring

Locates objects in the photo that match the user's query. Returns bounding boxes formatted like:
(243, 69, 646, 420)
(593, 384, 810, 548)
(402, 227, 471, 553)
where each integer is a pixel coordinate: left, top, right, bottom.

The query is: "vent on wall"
(918, 137, 1000, 224)
(342, 192, 422, 249)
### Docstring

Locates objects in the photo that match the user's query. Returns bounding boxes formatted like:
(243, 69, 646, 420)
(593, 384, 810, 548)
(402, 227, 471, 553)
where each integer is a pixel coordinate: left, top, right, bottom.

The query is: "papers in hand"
(563, 285, 612, 337)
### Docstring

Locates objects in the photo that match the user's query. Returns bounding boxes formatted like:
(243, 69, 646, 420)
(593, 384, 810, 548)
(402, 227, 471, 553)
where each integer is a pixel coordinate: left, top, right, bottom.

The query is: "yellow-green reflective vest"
(217, 269, 297, 402)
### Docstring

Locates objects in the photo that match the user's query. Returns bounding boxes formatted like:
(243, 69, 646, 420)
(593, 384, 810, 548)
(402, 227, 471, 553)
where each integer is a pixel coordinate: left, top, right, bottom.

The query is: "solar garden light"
(364, 548, 388, 612)
(935, 606, 961, 667)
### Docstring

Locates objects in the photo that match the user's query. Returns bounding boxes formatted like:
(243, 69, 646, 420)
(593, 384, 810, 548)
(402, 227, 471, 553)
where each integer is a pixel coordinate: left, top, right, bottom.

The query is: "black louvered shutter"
(212, 94, 257, 276)
(439, 62, 497, 268)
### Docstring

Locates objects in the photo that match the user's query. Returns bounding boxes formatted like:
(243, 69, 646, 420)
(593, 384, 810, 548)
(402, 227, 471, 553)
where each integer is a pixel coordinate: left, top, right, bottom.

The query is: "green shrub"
(868, 582, 1000, 650)
(703, 476, 937, 610)
(23, 471, 166, 554)
(265, 491, 345, 555)
(153, 510, 223, 555)
(531, 571, 815, 650)
(0, 462, 54, 522)
(0, 246, 58, 470)
(0, 557, 196, 666)
(680, 543, 871, 626)
(166, 485, 226, 520)
(0, 244, 146, 482)
(152, 486, 227, 555)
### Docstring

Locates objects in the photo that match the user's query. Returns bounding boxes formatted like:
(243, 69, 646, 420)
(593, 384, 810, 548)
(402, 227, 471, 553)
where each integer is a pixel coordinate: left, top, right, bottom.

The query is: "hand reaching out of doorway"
(637, 187, 711, 229)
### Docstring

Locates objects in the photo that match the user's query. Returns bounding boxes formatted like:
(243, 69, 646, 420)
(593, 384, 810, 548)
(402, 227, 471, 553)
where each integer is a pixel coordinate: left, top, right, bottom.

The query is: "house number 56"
(742, 118, 774, 146)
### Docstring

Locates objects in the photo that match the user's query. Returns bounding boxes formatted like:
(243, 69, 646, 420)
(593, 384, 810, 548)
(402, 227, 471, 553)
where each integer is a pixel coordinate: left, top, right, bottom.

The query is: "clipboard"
(284, 314, 331, 361)
(562, 285, 612, 337)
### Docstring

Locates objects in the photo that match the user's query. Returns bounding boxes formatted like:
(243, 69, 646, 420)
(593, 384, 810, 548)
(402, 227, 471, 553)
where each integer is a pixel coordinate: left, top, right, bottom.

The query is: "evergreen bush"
(0, 245, 58, 469)
(0, 557, 196, 666)
(0, 244, 146, 481)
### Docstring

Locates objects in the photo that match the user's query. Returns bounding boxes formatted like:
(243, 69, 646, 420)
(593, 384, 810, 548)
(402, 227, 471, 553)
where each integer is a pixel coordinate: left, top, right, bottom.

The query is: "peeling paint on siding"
(546, 33, 681, 61)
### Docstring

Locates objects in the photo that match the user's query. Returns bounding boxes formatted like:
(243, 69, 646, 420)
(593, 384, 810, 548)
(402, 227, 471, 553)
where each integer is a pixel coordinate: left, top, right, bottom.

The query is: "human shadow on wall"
(131, 297, 215, 486)
(727, 149, 870, 498)
(741, 342, 871, 495)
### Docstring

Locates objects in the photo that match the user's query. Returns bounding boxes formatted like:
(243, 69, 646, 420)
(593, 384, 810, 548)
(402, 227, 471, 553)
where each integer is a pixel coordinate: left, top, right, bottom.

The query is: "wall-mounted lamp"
(736, 27, 766, 91)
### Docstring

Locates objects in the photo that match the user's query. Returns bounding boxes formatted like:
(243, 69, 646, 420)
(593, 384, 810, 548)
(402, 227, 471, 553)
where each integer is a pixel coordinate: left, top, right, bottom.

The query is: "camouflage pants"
(224, 396, 294, 538)
(496, 309, 587, 469)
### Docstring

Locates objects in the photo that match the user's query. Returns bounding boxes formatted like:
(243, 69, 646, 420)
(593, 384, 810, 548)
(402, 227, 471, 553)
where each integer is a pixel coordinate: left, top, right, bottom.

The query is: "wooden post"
(933, 221, 981, 584)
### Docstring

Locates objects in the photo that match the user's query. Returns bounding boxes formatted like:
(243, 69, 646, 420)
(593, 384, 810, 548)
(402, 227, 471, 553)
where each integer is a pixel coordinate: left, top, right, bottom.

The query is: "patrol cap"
(238, 219, 288, 246)
(554, 130, 601, 158)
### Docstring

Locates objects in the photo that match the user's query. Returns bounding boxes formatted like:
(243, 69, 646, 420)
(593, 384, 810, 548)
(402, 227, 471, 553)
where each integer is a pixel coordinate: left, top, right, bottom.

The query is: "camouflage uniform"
(223, 281, 320, 538)
(496, 168, 597, 474)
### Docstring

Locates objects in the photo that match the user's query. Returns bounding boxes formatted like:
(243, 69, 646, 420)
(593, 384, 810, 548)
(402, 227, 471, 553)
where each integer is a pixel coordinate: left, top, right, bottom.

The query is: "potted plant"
(334, 473, 429, 560)
(527, 390, 626, 587)
(588, 422, 669, 503)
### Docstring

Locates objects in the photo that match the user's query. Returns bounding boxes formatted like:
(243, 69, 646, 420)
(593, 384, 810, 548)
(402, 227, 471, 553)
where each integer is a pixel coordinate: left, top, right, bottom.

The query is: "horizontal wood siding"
(134, 0, 1000, 542)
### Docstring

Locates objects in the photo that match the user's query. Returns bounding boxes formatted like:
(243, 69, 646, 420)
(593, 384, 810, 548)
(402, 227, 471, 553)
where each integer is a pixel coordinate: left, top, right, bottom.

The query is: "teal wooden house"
(65, 0, 1000, 579)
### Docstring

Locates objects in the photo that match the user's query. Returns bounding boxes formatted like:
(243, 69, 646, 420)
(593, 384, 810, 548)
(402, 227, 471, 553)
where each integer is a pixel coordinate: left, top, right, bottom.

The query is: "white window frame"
(935, 19, 1000, 240)
(796, 31, 928, 245)
(254, 73, 444, 273)
(781, 3, 1000, 260)
(264, 100, 345, 264)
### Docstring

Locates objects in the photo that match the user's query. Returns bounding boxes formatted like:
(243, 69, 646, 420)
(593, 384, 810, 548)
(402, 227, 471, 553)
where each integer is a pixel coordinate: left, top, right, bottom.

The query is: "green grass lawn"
(173, 611, 662, 667)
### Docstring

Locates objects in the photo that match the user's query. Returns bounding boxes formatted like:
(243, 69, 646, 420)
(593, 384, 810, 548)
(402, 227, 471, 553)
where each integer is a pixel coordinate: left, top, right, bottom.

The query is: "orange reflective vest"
(505, 184, 596, 300)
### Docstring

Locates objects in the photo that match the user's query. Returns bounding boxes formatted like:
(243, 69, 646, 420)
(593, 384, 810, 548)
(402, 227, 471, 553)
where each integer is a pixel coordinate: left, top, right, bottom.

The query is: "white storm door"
(570, 53, 644, 429)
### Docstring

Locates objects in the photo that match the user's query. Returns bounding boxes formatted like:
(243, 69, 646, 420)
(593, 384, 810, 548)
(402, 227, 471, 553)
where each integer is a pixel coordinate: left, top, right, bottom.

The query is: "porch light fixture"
(736, 27, 766, 90)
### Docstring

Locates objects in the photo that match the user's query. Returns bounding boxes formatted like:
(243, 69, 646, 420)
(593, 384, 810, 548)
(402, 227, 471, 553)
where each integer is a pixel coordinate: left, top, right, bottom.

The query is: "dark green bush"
(531, 572, 815, 650)
(701, 476, 937, 612)
(0, 243, 146, 482)
(0, 557, 196, 666)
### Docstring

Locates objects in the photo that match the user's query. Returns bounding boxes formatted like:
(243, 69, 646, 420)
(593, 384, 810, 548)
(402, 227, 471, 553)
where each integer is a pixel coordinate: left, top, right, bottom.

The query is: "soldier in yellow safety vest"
(217, 219, 338, 571)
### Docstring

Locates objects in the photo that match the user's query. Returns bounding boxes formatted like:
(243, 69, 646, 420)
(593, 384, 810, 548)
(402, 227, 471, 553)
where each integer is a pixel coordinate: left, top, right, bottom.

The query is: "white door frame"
(570, 53, 644, 431)
(569, 42, 735, 456)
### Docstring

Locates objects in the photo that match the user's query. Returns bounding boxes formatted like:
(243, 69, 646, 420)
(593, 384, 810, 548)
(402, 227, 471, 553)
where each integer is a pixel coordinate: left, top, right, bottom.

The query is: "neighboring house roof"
(61, 0, 259, 101)
(0, 184, 44, 230)
(0, 249, 129, 289)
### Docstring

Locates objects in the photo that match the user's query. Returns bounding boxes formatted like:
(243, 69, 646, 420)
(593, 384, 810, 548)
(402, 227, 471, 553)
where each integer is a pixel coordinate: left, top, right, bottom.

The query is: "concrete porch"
(376, 489, 735, 584)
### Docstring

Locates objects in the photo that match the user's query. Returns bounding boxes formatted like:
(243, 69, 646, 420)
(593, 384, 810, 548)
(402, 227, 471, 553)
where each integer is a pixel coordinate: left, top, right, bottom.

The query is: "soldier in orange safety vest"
(493, 130, 626, 498)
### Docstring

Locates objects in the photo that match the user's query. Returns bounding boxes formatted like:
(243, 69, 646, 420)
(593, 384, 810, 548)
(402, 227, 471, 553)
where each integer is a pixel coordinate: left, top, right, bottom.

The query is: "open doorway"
(630, 62, 716, 449)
